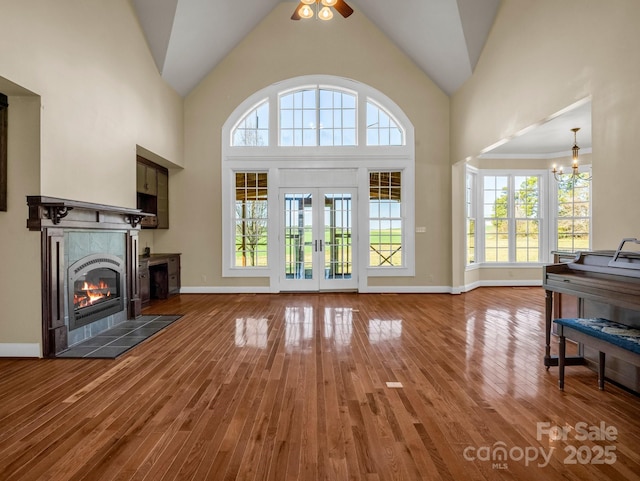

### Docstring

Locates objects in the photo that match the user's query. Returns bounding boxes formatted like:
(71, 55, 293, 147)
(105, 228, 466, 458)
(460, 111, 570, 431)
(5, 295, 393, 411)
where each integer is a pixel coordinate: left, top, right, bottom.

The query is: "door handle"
(319, 240, 323, 251)
(314, 240, 318, 252)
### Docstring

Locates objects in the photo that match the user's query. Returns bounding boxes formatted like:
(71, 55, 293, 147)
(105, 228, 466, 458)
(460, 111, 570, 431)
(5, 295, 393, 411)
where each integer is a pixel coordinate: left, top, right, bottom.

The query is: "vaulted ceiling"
(131, 0, 502, 97)
(130, 0, 592, 157)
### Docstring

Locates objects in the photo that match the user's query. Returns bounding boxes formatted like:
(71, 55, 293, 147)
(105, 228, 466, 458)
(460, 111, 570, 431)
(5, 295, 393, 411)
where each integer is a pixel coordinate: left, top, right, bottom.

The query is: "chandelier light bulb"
(322, 0, 338, 6)
(301, 0, 315, 4)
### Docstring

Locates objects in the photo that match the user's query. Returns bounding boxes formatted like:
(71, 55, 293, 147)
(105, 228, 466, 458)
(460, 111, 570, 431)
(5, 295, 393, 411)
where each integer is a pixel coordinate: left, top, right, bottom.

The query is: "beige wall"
(158, 3, 451, 290)
(0, 95, 42, 354)
(0, 0, 183, 207)
(452, 0, 640, 266)
(0, 0, 183, 355)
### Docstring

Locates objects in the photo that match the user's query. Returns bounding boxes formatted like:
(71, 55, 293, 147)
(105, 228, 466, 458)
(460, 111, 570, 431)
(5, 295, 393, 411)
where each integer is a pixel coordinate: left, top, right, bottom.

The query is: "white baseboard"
(0, 343, 41, 358)
(463, 279, 542, 292)
(180, 286, 273, 294)
(362, 285, 453, 294)
(181, 281, 540, 296)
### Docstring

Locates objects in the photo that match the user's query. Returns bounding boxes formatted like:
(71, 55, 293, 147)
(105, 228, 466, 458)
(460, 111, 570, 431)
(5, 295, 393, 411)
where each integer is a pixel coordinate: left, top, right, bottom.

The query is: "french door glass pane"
(284, 193, 313, 279)
(324, 194, 352, 280)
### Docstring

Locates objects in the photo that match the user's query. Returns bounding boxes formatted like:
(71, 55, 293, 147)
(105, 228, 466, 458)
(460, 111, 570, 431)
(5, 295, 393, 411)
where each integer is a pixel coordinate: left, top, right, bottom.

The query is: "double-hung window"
(369, 171, 403, 267)
(465, 170, 477, 265)
(235, 172, 268, 267)
(556, 174, 591, 252)
(481, 173, 541, 263)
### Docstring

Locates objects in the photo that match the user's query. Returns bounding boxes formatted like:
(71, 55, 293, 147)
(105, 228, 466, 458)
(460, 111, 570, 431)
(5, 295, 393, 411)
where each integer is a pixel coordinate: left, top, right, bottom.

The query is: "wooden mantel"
(26, 195, 153, 230)
(26, 196, 151, 357)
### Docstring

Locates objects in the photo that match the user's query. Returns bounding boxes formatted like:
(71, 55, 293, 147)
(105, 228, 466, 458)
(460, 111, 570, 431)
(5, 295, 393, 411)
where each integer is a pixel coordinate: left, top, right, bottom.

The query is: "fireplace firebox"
(68, 254, 125, 331)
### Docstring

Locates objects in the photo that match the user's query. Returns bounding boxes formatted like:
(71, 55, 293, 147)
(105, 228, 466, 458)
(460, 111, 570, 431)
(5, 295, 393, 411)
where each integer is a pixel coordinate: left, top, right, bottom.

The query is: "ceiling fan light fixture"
(321, 0, 338, 6)
(318, 6, 333, 20)
(301, 0, 315, 4)
(299, 4, 314, 19)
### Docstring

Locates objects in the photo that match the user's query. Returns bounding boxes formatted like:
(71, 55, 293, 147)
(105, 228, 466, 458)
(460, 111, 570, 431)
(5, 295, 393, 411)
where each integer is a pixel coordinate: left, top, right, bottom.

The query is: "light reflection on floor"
(235, 317, 269, 348)
(235, 305, 405, 350)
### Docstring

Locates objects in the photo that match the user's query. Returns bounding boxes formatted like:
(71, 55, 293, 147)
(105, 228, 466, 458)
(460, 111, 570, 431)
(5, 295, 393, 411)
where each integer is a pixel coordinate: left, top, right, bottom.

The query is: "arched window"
(279, 88, 357, 146)
(232, 100, 269, 146)
(222, 75, 415, 291)
(366, 100, 404, 146)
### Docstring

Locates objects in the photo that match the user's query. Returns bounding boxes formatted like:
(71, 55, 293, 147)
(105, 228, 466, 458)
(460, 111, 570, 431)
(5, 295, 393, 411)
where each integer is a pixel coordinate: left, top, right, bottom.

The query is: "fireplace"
(68, 254, 125, 331)
(27, 196, 147, 357)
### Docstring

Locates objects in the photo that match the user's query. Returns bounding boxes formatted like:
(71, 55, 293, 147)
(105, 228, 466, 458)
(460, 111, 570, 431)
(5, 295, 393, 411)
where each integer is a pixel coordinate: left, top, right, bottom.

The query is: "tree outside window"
(235, 172, 268, 267)
(556, 174, 590, 252)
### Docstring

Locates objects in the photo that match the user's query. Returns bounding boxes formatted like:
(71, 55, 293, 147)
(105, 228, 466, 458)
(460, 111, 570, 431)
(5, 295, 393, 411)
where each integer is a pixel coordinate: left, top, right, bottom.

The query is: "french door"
(280, 188, 357, 291)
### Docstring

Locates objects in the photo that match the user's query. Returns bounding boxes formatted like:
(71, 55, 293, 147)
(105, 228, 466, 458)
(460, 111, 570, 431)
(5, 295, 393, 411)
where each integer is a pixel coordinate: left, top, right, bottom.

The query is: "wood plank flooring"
(0, 287, 639, 481)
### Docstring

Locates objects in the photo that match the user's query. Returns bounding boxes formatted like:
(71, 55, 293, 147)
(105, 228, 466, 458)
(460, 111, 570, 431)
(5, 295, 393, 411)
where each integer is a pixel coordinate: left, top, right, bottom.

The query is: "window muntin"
(556, 174, 590, 252)
(232, 101, 269, 146)
(366, 101, 403, 146)
(369, 171, 403, 267)
(235, 172, 268, 267)
(279, 88, 356, 146)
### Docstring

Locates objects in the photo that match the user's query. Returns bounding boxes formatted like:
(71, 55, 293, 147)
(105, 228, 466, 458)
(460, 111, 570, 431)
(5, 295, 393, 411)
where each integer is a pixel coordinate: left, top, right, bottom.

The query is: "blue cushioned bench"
(553, 318, 640, 391)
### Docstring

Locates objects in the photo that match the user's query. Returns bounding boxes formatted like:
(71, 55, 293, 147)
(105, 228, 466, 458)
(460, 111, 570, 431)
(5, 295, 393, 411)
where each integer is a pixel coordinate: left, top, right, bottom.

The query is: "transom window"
(231, 80, 405, 148)
(280, 88, 357, 146)
(232, 101, 269, 147)
(367, 101, 403, 146)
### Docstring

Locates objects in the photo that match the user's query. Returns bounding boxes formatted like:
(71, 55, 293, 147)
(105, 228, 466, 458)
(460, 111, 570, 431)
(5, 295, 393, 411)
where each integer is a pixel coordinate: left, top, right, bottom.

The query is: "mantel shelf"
(26, 195, 154, 230)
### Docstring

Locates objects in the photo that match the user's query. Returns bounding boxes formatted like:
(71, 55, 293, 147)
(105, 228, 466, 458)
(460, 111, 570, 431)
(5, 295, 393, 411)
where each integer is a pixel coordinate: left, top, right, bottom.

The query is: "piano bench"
(554, 318, 640, 391)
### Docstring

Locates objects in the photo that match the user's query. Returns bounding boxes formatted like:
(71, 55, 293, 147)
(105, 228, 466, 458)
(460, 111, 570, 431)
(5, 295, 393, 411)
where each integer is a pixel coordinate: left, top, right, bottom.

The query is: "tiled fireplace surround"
(27, 196, 145, 357)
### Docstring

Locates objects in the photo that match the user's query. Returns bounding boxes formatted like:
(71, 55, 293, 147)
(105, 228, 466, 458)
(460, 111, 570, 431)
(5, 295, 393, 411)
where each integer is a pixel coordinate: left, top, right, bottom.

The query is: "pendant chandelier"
(551, 128, 592, 184)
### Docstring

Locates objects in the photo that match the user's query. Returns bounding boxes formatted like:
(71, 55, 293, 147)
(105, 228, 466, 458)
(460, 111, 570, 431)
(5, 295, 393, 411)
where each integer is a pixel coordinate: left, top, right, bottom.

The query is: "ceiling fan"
(291, 0, 354, 21)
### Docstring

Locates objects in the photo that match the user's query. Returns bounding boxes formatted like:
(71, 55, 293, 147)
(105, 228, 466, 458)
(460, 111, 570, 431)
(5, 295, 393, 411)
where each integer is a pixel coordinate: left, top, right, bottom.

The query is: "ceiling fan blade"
(334, 0, 354, 18)
(291, 2, 304, 20)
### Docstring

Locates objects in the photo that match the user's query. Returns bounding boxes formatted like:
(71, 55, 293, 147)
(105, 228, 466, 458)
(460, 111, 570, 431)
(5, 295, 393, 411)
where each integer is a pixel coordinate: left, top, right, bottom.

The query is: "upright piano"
(543, 239, 640, 391)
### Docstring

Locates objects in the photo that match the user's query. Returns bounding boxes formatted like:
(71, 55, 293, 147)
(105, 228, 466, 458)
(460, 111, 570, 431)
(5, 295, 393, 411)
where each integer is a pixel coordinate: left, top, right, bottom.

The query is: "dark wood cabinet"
(141, 254, 181, 301)
(139, 258, 150, 307)
(136, 156, 169, 229)
(167, 254, 180, 295)
(136, 162, 157, 195)
(156, 170, 169, 229)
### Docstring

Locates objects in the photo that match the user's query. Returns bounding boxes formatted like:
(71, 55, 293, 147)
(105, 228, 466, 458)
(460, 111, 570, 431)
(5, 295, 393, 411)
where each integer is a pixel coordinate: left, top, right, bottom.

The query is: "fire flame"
(74, 279, 112, 308)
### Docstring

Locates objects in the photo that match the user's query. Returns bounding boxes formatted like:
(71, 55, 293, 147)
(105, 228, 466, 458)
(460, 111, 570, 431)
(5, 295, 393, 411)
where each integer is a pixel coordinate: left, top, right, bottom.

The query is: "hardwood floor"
(0, 287, 639, 481)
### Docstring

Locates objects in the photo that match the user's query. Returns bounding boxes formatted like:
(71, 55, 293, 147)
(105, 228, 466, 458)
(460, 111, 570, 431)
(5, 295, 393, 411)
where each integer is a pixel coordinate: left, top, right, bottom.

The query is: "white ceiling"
(130, 0, 590, 157)
(479, 99, 592, 159)
(131, 0, 502, 97)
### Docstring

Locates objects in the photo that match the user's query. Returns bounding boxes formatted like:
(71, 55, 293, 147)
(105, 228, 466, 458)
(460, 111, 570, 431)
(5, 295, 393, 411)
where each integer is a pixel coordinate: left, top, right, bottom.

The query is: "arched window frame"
(222, 75, 415, 291)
